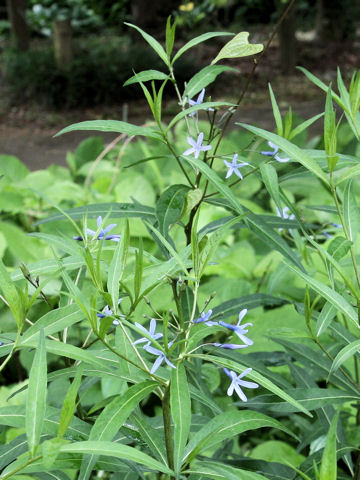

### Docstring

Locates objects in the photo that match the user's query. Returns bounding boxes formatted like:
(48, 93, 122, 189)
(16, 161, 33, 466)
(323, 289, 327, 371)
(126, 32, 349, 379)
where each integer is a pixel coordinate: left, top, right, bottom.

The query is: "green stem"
(1, 455, 42, 480)
(162, 385, 175, 476)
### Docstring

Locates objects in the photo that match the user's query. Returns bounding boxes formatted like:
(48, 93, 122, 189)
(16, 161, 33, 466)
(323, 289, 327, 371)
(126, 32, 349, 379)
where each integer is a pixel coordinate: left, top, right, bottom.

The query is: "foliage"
(1, 18, 360, 480)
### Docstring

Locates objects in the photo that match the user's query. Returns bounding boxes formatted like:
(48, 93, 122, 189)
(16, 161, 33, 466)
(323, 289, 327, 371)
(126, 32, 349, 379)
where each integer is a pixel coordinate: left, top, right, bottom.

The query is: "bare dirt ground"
(0, 34, 358, 170)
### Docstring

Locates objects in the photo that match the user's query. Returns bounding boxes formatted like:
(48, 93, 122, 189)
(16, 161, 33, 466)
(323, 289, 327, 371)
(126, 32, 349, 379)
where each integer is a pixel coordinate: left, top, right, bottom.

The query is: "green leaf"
(167, 101, 234, 130)
(288, 113, 324, 141)
(124, 22, 169, 65)
(212, 293, 288, 319)
(183, 410, 293, 464)
(28, 232, 83, 256)
(58, 366, 83, 439)
(327, 236, 352, 262)
(0, 258, 24, 329)
(324, 87, 339, 171)
(21, 304, 84, 345)
(194, 353, 311, 416)
(343, 179, 360, 243)
(319, 412, 338, 480)
(336, 164, 360, 186)
(35, 202, 156, 225)
(26, 329, 47, 456)
(156, 184, 190, 238)
(131, 411, 167, 465)
(268, 83, 283, 136)
(172, 32, 233, 64)
(124, 69, 169, 86)
(329, 340, 360, 378)
(165, 16, 176, 58)
(297, 67, 345, 110)
(41, 437, 64, 469)
(260, 163, 282, 211)
(171, 363, 191, 473)
(188, 461, 270, 480)
(107, 219, 129, 312)
(283, 258, 359, 329)
(60, 441, 173, 474)
(55, 120, 162, 140)
(0, 154, 29, 182)
(316, 302, 337, 336)
(211, 32, 263, 64)
(184, 156, 304, 271)
(78, 381, 157, 480)
(184, 65, 239, 99)
(238, 123, 329, 185)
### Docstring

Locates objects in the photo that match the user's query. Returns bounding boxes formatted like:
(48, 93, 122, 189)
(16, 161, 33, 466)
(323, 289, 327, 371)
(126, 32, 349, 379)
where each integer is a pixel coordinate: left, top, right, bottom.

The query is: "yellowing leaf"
(212, 32, 263, 64)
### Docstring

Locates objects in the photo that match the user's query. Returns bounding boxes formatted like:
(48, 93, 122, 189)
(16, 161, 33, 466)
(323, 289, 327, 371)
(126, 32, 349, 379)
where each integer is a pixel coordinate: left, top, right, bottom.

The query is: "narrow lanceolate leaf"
(60, 441, 174, 475)
(238, 123, 329, 185)
(183, 410, 292, 464)
(319, 412, 338, 480)
(194, 353, 311, 416)
(282, 257, 359, 329)
(172, 32, 233, 64)
(155, 184, 190, 238)
(268, 83, 283, 136)
(78, 381, 157, 480)
(26, 329, 47, 456)
(131, 412, 168, 465)
(58, 366, 83, 439)
(343, 178, 360, 242)
(167, 101, 234, 130)
(171, 364, 191, 473)
(327, 236, 352, 262)
(188, 461, 270, 480)
(211, 32, 263, 64)
(329, 340, 360, 378)
(107, 219, 129, 312)
(124, 22, 169, 65)
(184, 156, 304, 271)
(124, 69, 169, 86)
(316, 302, 337, 336)
(55, 120, 162, 140)
(260, 163, 282, 211)
(183, 65, 239, 99)
(0, 258, 23, 329)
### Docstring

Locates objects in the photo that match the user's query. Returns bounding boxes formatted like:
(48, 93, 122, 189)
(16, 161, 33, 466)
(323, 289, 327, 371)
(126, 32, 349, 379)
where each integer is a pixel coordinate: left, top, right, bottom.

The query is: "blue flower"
(261, 141, 290, 163)
(276, 206, 295, 232)
(183, 132, 212, 159)
(188, 88, 214, 117)
(219, 309, 253, 346)
(144, 342, 175, 374)
(193, 309, 219, 327)
(97, 300, 123, 326)
(224, 367, 259, 402)
(133, 318, 163, 347)
(213, 343, 248, 349)
(73, 216, 121, 242)
(224, 154, 249, 179)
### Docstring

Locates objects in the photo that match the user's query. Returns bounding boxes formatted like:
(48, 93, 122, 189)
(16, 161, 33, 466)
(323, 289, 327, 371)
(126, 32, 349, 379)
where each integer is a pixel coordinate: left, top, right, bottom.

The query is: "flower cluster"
(187, 88, 214, 116)
(193, 308, 259, 402)
(73, 216, 121, 242)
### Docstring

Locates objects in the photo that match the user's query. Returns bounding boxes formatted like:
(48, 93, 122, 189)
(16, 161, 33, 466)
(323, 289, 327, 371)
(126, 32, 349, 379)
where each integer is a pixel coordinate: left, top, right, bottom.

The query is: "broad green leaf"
(183, 410, 292, 463)
(184, 65, 238, 99)
(171, 363, 191, 473)
(327, 236, 352, 262)
(124, 69, 169, 86)
(35, 202, 156, 225)
(78, 381, 157, 480)
(319, 412, 338, 480)
(238, 123, 329, 184)
(329, 340, 360, 378)
(21, 304, 84, 344)
(187, 461, 269, 480)
(107, 219, 129, 312)
(156, 184, 189, 237)
(26, 329, 47, 456)
(60, 441, 173, 474)
(282, 257, 359, 329)
(260, 163, 282, 211)
(184, 156, 304, 271)
(167, 101, 234, 130)
(268, 83, 283, 136)
(41, 437, 64, 469)
(0, 154, 29, 182)
(212, 32, 263, 64)
(316, 302, 337, 336)
(172, 32, 233, 64)
(55, 120, 162, 140)
(0, 258, 24, 329)
(194, 353, 311, 416)
(343, 178, 360, 242)
(58, 366, 83, 439)
(124, 22, 169, 65)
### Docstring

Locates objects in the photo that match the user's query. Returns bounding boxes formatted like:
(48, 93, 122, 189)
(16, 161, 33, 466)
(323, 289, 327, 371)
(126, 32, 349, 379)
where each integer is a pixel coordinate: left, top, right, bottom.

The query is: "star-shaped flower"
(261, 141, 290, 163)
(73, 216, 121, 242)
(144, 342, 175, 374)
(133, 318, 163, 347)
(224, 367, 259, 402)
(276, 206, 295, 232)
(193, 309, 219, 327)
(183, 132, 211, 159)
(224, 154, 249, 179)
(219, 309, 253, 346)
(188, 88, 214, 117)
(97, 299, 124, 326)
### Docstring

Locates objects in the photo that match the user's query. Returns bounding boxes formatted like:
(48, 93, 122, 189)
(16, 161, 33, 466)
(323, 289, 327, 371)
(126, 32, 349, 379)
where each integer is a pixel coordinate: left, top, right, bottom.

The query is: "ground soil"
(0, 33, 358, 170)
